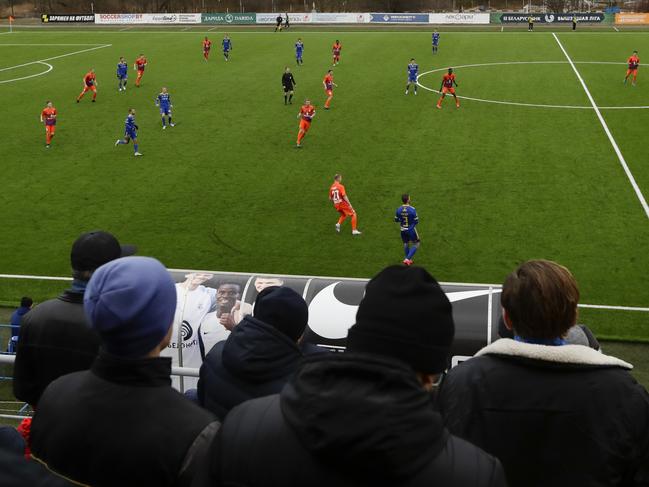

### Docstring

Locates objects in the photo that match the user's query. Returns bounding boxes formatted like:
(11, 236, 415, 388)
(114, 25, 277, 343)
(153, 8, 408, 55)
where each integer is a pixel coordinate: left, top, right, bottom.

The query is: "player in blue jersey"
(395, 194, 420, 266)
(155, 87, 174, 129)
(115, 108, 142, 156)
(405, 58, 419, 95)
(432, 30, 440, 54)
(222, 34, 232, 61)
(116, 57, 128, 92)
(295, 38, 304, 65)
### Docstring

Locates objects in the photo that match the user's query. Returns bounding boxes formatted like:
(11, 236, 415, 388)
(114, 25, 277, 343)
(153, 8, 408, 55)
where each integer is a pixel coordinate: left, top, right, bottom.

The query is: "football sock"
(337, 215, 346, 226)
(407, 246, 418, 260)
(134, 144, 139, 153)
(284, 95, 288, 104)
(403, 243, 409, 258)
(289, 94, 293, 103)
(161, 117, 166, 127)
(351, 214, 358, 230)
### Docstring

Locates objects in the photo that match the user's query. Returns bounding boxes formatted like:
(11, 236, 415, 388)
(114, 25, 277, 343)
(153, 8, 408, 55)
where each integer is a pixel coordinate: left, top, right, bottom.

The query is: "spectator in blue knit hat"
(31, 257, 219, 487)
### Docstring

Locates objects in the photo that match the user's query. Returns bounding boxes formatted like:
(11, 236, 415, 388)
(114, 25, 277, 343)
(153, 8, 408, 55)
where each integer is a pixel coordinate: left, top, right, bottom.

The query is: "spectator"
(197, 285, 308, 419)
(0, 445, 73, 486)
(13, 230, 135, 408)
(193, 266, 506, 487)
(438, 260, 649, 486)
(497, 316, 600, 350)
(8, 296, 32, 353)
(31, 257, 219, 487)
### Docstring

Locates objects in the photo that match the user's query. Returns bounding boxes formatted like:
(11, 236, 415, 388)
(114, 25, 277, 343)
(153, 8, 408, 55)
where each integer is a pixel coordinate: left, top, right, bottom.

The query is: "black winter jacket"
(31, 351, 219, 487)
(197, 315, 304, 419)
(13, 288, 100, 407)
(193, 353, 506, 487)
(438, 338, 649, 487)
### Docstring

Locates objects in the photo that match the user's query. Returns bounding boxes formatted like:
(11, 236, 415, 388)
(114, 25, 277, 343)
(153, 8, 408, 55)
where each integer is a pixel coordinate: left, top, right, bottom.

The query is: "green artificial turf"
(0, 27, 647, 341)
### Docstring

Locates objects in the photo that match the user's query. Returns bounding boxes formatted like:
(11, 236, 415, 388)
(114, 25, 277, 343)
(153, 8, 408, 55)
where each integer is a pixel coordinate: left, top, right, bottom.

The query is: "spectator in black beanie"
(197, 286, 309, 419)
(192, 265, 506, 487)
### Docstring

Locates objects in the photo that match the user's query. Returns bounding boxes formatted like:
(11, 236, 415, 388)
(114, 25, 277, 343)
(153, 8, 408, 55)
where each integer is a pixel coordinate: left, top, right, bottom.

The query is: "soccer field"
(1, 25, 648, 339)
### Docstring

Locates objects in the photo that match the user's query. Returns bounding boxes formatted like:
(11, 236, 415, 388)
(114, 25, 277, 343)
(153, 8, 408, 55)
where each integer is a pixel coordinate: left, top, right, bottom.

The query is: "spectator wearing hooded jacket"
(31, 257, 219, 487)
(8, 297, 32, 353)
(197, 285, 308, 420)
(438, 259, 649, 487)
(192, 265, 506, 487)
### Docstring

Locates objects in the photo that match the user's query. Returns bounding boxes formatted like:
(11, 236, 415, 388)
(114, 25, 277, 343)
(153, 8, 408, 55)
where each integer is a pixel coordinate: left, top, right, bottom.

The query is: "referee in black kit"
(282, 67, 296, 105)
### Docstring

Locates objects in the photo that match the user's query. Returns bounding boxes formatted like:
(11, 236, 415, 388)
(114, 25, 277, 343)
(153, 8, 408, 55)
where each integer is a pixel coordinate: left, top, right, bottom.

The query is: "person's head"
(410, 58, 415, 63)
(328, 69, 333, 74)
(129, 108, 136, 115)
(84, 256, 177, 358)
(70, 230, 136, 281)
(334, 173, 342, 182)
(119, 56, 125, 62)
(298, 37, 302, 42)
(335, 40, 340, 44)
(347, 265, 455, 390)
(285, 66, 291, 73)
(45, 100, 52, 108)
(217, 283, 241, 312)
(448, 67, 453, 74)
(204, 36, 208, 41)
(161, 87, 167, 94)
(254, 286, 308, 342)
(634, 50, 638, 55)
(254, 276, 285, 293)
(501, 259, 579, 340)
(224, 33, 229, 38)
(20, 297, 33, 309)
(304, 98, 311, 105)
(183, 272, 213, 291)
(90, 68, 95, 73)
(402, 193, 410, 204)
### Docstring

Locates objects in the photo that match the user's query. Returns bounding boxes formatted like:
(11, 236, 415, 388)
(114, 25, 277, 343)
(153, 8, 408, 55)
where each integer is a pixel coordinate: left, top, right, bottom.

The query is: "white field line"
(207, 26, 218, 32)
(0, 272, 647, 312)
(614, 27, 619, 32)
(553, 33, 649, 220)
(0, 61, 52, 84)
(0, 44, 111, 73)
(0, 43, 105, 46)
(118, 26, 133, 32)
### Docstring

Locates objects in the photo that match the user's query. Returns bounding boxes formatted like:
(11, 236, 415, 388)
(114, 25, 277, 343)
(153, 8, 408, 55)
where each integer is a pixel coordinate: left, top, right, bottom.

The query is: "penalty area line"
(552, 32, 649, 220)
(0, 44, 112, 73)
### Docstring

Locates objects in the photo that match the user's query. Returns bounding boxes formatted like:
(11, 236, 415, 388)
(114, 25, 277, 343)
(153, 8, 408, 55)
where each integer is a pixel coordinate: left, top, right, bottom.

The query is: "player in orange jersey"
(624, 50, 640, 86)
(134, 54, 147, 87)
(323, 70, 337, 110)
(332, 40, 342, 66)
(40, 101, 57, 148)
(436, 67, 459, 109)
(296, 99, 315, 148)
(76, 69, 97, 103)
(203, 37, 212, 61)
(329, 174, 361, 235)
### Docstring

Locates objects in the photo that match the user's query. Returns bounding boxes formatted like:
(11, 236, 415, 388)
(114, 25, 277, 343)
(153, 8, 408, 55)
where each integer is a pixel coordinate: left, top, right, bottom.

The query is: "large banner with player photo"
(256, 12, 313, 24)
(95, 13, 201, 24)
(163, 268, 501, 392)
(429, 13, 489, 24)
(497, 12, 607, 23)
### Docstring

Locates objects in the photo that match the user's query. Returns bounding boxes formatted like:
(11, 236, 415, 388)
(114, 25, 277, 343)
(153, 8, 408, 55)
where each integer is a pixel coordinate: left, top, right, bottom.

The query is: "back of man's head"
(84, 256, 176, 358)
(70, 230, 136, 279)
(20, 297, 33, 308)
(501, 259, 579, 340)
(347, 265, 454, 374)
(254, 286, 308, 342)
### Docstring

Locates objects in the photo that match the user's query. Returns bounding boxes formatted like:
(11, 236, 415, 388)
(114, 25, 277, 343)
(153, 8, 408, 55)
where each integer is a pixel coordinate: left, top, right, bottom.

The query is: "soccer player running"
(134, 54, 147, 88)
(295, 38, 304, 65)
(432, 30, 440, 54)
(395, 194, 420, 266)
(40, 101, 57, 149)
(284, 13, 290, 29)
(436, 67, 460, 109)
(117, 57, 128, 92)
(203, 36, 212, 62)
(155, 87, 175, 129)
(323, 69, 337, 110)
(296, 98, 315, 148)
(406, 58, 419, 95)
(115, 108, 142, 156)
(332, 40, 342, 66)
(329, 174, 361, 235)
(625, 50, 640, 86)
(222, 34, 232, 61)
(282, 67, 296, 105)
(275, 15, 283, 32)
(76, 69, 97, 103)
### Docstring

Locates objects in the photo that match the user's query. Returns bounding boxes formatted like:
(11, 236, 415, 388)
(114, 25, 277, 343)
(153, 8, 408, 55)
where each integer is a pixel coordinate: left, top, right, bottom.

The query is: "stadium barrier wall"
(429, 13, 489, 24)
(369, 13, 430, 23)
(256, 12, 313, 23)
(202, 13, 256, 24)
(95, 13, 202, 24)
(492, 12, 609, 23)
(615, 13, 649, 24)
(41, 14, 95, 23)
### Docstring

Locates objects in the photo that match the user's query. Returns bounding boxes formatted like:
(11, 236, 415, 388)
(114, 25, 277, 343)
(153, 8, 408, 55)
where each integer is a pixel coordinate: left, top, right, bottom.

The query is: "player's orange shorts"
(626, 68, 638, 76)
(442, 87, 455, 94)
(299, 120, 311, 132)
(82, 85, 97, 93)
(325, 89, 333, 96)
(335, 203, 354, 217)
(45, 125, 56, 135)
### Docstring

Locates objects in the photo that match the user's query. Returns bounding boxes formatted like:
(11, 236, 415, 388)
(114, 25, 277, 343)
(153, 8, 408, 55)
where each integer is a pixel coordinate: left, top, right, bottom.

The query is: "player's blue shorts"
(125, 129, 137, 139)
(400, 228, 420, 244)
(408, 76, 417, 83)
(159, 106, 171, 116)
(433, 41, 439, 46)
(296, 51, 303, 58)
(117, 73, 128, 80)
